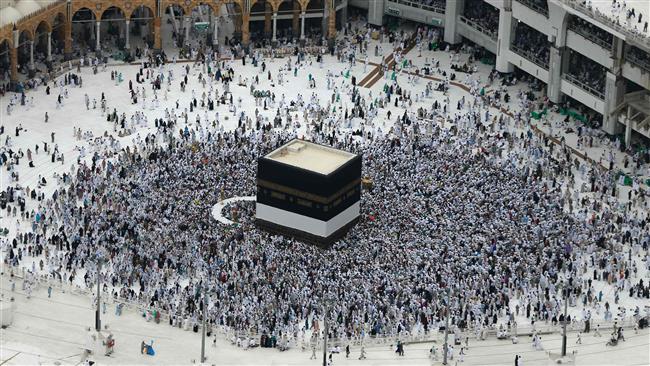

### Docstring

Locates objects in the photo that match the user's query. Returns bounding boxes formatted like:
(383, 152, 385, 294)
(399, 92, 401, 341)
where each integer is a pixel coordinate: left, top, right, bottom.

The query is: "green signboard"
(194, 22, 209, 31)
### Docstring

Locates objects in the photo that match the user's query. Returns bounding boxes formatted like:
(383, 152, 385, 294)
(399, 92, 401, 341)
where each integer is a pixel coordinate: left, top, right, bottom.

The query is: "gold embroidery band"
(257, 178, 361, 204)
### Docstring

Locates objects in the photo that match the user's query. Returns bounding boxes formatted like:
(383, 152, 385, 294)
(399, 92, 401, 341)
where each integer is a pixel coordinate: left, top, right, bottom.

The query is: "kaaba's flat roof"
(265, 139, 356, 175)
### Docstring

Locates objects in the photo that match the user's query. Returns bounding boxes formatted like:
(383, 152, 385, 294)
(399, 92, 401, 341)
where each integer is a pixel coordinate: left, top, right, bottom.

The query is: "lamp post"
(322, 295, 335, 366)
(95, 257, 105, 332)
(201, 289, 207, 363)
(95, 260, 102, 332)
(561, 283, 571, 357)
(442, 287, 451, 365)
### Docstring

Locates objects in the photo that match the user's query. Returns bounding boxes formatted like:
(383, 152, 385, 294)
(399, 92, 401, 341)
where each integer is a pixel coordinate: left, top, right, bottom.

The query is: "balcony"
(626, 51, 650, 74)
(458, 16, 498, 41)
(514, 0, 548, 17)
(510, 44, 549, 69)
(562, 73, 605, 100)
(567, 24, 612, 50)
(386, 0, 445, 15)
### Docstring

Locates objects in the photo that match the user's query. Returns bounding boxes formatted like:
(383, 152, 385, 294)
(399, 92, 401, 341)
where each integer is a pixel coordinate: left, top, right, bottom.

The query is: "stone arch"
(305, 0, 324, 11)
(35, 20, 52, 35)
(164, 2, 187, 17)
(187, 1, 219, 14)
(71, 5, 98, 20)
(50, 11, 66, 27)
(101, 5, 127, 20)
(249, 0, 268, 14)
(276, 0, 299, 13)
(127, 4, 155, 19)
(0, 38, 11, 78)
(72, 7, 98, 23)
(163, 0, 189, 15)
(17, 28, 34, 42)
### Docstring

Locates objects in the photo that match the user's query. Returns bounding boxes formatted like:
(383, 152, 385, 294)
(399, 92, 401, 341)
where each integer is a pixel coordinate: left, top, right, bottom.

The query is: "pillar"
(242, 13, 250, 47)
(495, 8, 514, 73)
(154, 15, 162, 51)
(611, 37, 624, 70)
(264, 5, 272, 39)
(64, 16, 72, 59)
(272, 12, 278, 42)
(603, 71, 625, 136)
(327, 0, 336, 44)
(10, 43, 18, 83)
(96, 21, 101, 50)
(547, 46, 565, 104)
(292, 3, 300, 37)
(185, 16, 191, 41)
(624, 106, 633, 147)
(300, 11, 305, 40)
(367, 0, 384, 27)
(47, 32, 52, 61)
(444, 0, 464, 44)
(29, 40, 34, 69)
(213, 17, 219, 46)
(64, 0, 72, 60)
(125, 20, 131, 49)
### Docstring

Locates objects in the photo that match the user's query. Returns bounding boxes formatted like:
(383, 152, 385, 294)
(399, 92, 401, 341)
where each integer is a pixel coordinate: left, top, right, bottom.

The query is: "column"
(300, 11, 305, 40)
(292, 3, 300, 37)
(444, 0, 464, 44)
(47, 32, 52, 61)
(96, 21, 101, 50)
(602, 71, 625, 136)
(29, 41, 34, 69)
(64, 17, 72, 59)
(10, 44, 18, 83)
(185, 16, 191, 41)
(272, 12, 278, 42)
(495, 7, 514, 73)
(547, 46, 564, 104)
(264, 5, 272, 39)
(242, 13, 250, 47)
(125, 20, 131, 49)
(213, 17, 218, 46)
(154, 15, 162, 51)
(327, 0, 336, 43)
(367, 0, 385, 27)
(64, 0, 72, 60)
(624, 106, 633, 148)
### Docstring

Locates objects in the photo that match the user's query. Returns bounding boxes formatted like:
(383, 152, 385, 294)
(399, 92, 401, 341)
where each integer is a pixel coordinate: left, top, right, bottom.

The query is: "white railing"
(626, 50, 650, 73)
(459, 16, 498, 41)
(568, 24, 613, 50)
(562, 73, 605, 100)
(515, 0, 549, 17)
(510, 44, 550, 69)
(559, 0, 650, 53)
(386, 0, 446, 15)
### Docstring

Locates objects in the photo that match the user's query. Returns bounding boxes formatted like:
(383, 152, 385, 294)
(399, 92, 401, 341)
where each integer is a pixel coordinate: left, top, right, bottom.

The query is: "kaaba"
(256, 139, 362, 247)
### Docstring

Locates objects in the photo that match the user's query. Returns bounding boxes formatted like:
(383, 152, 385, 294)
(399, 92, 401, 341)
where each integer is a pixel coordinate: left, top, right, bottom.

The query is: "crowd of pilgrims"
(2, 22, 650, 350)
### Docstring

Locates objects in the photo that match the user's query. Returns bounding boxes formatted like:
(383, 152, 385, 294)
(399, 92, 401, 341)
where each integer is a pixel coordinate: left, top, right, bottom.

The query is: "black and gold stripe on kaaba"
(257, 182, 360, 221)
(257, 178, 361, 204)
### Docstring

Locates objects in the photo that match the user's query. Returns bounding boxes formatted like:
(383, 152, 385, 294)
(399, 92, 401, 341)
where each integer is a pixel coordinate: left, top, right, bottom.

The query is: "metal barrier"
(514, 0, 549, 17)
(568, 24, 613, 50)
(459, 16, 498, 41)
(562, 73, 606, 100)
(510, 44, 550, 69)
(560, 0, 650, 52)
(386, 0, 446, 15)
(626, 51, 650, 73)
